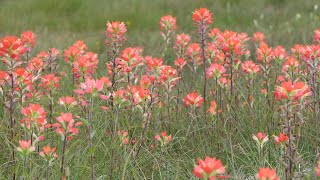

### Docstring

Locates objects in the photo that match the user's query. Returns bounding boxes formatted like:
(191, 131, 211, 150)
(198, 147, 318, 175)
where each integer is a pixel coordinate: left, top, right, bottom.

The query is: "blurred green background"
(0, 0, 319, 55)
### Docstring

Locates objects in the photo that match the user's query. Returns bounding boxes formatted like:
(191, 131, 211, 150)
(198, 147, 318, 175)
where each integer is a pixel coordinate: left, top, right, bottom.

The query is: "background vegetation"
(0, 0, 319, 54)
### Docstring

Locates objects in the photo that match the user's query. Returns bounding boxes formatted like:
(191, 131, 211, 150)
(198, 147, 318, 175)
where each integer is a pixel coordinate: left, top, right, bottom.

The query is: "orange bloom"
(59, 96, 77, 110)
(174, 58, 187, 70)
(183, 92, 204, 108)
(208, 101, 217, 115)
(155, 131, 172, 146)
(40, 74, 60, 90)
(273, 45, 287, 61)
(159, 65, 179, 89)
(39, 145, 58, 159)
(73, 52, 99, 78)
(256, 168, 280, 180)
(175, 33, 190, 49)
(253, 132, 269, 144)
(17, 140, 35, 157)
(0, 36, 26, 60)
(27, 57, 44, 71)
(193, 156, 227, 179)
(74, 77, 105, 96)
(282, 57, 299, 72)
(206, 63, 226, 79)
(192, 8, 213, 25)
(256, 42, 274, 62)
(208, 28, 220, 39)
(216, 30, 247, 56)
(273, 132, 289, 145)
(116, 47, 142, 73)
(52, 113, 82, 140)
(105, 21, 127, 44)
(21, 103, 47, 130)
(146, 56, 163, 71)
(252, 32, 265, 43)
(160, 15, 176, 32)
(274, 81, 311, 100)
(241, 60, 260, 75)
(21, 31, 36, 48)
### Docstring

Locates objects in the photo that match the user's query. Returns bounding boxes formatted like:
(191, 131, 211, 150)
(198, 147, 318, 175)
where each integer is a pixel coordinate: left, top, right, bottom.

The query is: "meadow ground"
(0, 0, 319, 53)
(0, 0, 320, 179)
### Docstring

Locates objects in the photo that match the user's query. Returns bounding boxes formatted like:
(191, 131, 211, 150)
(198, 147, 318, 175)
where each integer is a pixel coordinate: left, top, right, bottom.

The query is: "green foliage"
(0, 0, 319, 54)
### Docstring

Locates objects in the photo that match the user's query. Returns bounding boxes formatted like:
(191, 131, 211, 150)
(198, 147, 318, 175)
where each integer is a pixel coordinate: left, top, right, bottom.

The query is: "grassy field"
(0, 0, 319, 54)
(0, 0, 320, 179)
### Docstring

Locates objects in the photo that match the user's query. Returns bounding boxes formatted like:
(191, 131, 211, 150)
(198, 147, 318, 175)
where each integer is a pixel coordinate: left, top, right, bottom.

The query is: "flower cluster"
(193, 156, 228, 179)
(155, 132, 172, 146)
(274, 81, 311, 100)
(52, 113, 82, 140)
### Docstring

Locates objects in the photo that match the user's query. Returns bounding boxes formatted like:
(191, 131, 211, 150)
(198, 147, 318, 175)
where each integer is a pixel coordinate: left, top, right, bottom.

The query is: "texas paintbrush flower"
(146, 56, 164, 71)
(63, 45, 82, 63)
(0, 70, 8, 85)
(256, 168, 280, 180)
(208, 101, 217, 115)
(105, 21, 127, 44)
(175, 33, 191, 51)
(27, 57, 44, 71)
(241, 60, 260, 75)
(21, 103, 47, 131)
(15, 68, 32, 85)
(187, 43, 201, 57)
(74, 77, 105, 96)
(52, 112, 82, 141)
(253, 132, 268, 142)
(159, 15, 176, 33)
(256, 42, 274, 63)
(40, 74, 61, 91)
(206, 63, 226, 79)
(72, 52, 99, 78)
(298, 45, 320, 64)
(183, 92, 204, 108)
(253, 132, 269, 148)
(0, 35, 26, 60)
(273, 45, 287, 62)
(174, 58, 187, 70)
(39, 145, 58, 160)
(112, 88, 128, 105)
(116, 47, 142, 73)
(252, 32, 265, 43)
(17, 140, 35, 158)
(208, 28, 220, 39)
(274, 81, 311, 100)
(159, 65, 179, 90)
(216, 30, 248, 56)
(118, 130, 129, 145)
(206, 42, 220, 60)
(21, 31, 36, 49)
(127, 86, 151, 106)
(282, 57, 299, 72)
(63, 40, 88, 63)
(192, 8, 213, 25)
(139, 75, 156, 89)
(155, 131, 172, 146)
(273, 132, 289, 145)
(193, 156, 228, 180)
(187, 43, 202, 65)
(58, 96, 77, 110)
